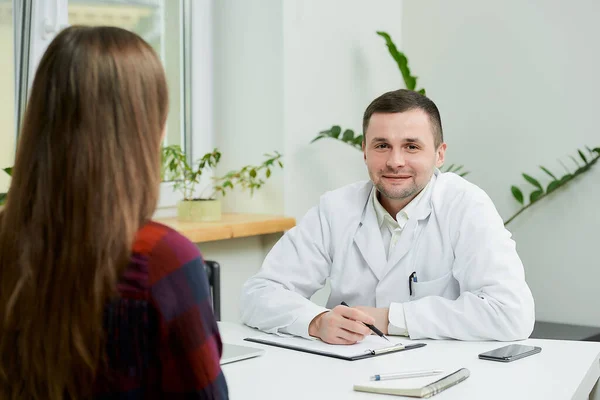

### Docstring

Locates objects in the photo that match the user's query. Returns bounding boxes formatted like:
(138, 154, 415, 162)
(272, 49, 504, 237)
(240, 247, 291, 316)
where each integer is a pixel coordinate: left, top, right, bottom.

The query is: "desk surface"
(157, 213, 296, 243)
(219, 322, 600, 400)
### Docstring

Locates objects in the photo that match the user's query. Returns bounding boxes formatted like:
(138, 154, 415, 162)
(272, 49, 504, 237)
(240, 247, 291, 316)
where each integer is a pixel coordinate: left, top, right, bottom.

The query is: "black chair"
(204, 260, 221, 321)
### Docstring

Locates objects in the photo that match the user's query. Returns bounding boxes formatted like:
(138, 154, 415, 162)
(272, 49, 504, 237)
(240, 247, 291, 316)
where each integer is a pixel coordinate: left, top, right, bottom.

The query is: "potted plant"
(161, 145, 283, 222)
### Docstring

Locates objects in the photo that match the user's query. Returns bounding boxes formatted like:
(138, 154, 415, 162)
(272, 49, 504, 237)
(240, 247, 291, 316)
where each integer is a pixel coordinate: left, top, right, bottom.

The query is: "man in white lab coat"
(241, 89, 535, 343)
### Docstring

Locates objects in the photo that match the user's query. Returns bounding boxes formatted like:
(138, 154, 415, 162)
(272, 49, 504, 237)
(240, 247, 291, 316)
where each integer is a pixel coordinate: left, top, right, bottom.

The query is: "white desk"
(219, 322, 600, 400)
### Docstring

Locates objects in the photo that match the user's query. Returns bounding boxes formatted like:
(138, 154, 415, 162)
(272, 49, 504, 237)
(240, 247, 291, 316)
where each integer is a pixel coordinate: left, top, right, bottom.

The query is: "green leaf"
(342, 129, 354, 142)
(310, 135, 326, 143)
(539, 166, 557, 180)
(529, 190, 543, 203)
(459, 172, 469, 177)
(560, 174, 573, 184)
(3, 167, 12, 176)
(277, 160, 283, 168)
(593, 147, 600, 155)
(546, 180, 560, 193)
(353, 135, 364, 145)
(266, 168, 271, 178)
(249, 169, 257, 178)
(417, 88, 426, 95)
(445, 164, 455, 172)
(376, 31, 418, 91)
(330, 126, 341, 138)
(522, 173, 542, 190)
(578, 149, 588, 164)
(451, 165, 464, 172)
(511, 186, 524, 205)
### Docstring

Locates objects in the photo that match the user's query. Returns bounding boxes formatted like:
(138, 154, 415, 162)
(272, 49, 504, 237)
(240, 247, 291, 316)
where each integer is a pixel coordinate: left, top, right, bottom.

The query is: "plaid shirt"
(94, 221, 228, 399)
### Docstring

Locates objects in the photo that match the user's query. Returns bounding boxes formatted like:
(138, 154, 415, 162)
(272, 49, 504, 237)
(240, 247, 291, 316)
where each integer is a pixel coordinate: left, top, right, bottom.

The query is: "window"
(0, 0, 15, 193)
(68, 0, 185, 150)
(3, 0, 213, 210)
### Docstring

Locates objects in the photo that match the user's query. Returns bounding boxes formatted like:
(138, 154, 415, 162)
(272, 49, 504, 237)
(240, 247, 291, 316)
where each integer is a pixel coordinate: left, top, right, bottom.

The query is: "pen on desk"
(370, 369, 444, 381)
(340, 301, 390, 342)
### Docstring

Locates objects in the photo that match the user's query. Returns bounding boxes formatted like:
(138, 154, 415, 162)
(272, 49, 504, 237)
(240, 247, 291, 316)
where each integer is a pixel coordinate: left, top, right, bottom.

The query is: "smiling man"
(241, 89, 535, 343)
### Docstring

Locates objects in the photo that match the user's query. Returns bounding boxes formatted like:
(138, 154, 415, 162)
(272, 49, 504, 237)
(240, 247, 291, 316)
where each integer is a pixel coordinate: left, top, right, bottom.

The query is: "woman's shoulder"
(133, 220, 203, 285)
(133, 220, 198, 255)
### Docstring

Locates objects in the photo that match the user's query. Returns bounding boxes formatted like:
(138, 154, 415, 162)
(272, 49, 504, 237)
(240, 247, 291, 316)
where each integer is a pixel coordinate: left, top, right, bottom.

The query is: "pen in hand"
(340, 301, 390, 342)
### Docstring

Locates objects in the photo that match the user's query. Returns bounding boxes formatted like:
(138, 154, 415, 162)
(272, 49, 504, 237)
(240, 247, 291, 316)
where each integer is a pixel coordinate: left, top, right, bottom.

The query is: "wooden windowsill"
(156, 213, 296, 243)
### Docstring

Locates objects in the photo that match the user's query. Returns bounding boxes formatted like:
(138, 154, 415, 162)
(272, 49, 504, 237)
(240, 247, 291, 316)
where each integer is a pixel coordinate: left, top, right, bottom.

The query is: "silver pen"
(370, 369, 444, 381)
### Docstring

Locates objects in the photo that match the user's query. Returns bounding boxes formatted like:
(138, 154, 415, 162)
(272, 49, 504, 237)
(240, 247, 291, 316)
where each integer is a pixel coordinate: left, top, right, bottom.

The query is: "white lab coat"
(240, 171, 535, 341)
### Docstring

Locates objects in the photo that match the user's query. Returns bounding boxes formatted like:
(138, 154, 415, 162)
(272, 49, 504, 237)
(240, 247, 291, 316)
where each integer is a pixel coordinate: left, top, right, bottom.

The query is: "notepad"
(353, 368, 470, 398)
(244, 333, 426, 361)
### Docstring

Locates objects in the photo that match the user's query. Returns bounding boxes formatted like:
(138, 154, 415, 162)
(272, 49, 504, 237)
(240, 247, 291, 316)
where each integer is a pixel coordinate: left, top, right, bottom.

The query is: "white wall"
(402, 0, 600, 327)
(206, 0, 403, 321)
(282, 0, 404, 220)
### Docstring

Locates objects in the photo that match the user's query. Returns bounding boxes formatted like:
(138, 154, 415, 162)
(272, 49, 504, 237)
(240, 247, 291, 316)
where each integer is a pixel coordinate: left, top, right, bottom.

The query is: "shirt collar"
(372, 172, 437, 229)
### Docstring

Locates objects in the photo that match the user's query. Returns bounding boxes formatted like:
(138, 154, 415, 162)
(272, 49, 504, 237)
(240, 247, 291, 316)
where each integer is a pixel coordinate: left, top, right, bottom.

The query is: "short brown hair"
(362, 89, 443, 148)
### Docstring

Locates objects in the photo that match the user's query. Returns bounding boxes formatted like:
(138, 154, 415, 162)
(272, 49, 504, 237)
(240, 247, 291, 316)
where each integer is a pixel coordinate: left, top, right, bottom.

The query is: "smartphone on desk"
(478, 344, 541, 362)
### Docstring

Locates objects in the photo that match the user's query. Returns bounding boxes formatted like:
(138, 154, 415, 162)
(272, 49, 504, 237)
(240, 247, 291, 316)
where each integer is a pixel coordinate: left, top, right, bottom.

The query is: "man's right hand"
(308, 305, 375, 344)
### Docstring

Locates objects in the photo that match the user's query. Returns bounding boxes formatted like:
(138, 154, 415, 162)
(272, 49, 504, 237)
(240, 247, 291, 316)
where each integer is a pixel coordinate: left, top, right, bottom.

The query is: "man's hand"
(353, 306, 390, 335)
(308, 305, 375, 344)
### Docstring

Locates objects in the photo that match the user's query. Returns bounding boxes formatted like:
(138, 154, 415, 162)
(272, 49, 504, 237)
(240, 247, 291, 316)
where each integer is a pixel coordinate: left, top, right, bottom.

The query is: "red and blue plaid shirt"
(94, 221, 228, 399)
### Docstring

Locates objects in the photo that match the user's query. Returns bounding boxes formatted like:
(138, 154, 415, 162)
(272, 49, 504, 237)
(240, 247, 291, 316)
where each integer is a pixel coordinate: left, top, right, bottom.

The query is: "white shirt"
(372, 175, 436, 336)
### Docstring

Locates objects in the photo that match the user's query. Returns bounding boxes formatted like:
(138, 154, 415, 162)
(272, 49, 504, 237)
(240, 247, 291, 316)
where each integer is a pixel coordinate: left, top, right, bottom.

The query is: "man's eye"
(406, 145, 419, 151)
(375, 144, 389, 149)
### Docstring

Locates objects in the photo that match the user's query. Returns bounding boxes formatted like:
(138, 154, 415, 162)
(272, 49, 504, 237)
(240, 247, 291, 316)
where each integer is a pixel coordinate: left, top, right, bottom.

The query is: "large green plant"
(162, 145, 283, 201)
(310, 31, 468, 177)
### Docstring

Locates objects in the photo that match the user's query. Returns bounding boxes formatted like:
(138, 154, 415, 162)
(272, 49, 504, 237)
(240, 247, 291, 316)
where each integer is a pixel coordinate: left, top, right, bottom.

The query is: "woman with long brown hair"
(0, 26, 228, 399)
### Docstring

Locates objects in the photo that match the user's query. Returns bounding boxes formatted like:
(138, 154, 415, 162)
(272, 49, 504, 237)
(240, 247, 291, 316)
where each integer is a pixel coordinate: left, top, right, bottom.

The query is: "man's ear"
(436, 143, 447, 168)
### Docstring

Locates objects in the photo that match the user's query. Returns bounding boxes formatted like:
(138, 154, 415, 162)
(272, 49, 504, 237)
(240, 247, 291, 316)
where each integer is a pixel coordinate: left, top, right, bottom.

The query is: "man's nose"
(386, 149, 406, 169)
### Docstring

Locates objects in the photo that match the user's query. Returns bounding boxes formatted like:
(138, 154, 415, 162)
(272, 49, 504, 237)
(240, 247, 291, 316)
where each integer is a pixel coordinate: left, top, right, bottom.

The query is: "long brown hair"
(0, 26, 168, 399)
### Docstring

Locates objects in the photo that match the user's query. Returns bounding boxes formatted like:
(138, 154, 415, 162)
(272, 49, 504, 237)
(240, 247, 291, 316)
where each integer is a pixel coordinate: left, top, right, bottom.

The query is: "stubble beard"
(375, 175, 425, 202)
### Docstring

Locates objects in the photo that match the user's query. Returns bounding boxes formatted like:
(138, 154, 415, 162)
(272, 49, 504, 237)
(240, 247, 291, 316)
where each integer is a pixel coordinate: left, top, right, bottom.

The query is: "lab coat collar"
(355, 170, 438, 280)
(354, 186, 388, 280)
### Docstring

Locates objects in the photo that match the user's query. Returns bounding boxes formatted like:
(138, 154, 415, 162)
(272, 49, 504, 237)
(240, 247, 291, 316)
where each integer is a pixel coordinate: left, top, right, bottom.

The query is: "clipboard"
(244, 334, 426, 361)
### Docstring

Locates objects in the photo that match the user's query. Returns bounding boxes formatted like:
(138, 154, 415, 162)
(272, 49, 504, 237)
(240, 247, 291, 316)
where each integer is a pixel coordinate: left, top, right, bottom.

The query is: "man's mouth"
(382, 175, 412, 180)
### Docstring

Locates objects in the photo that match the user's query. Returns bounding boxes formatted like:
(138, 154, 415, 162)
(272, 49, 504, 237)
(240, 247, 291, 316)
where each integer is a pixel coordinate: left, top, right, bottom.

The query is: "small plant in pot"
(161, 145, 283, 222)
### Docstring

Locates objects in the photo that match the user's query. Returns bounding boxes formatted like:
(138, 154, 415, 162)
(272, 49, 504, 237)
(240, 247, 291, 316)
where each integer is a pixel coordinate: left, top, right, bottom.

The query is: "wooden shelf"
(157, 213, 296, 243)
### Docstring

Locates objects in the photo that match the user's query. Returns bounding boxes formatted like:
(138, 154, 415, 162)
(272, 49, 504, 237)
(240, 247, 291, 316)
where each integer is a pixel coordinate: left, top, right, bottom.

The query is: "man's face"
(362, 109, 446, 209)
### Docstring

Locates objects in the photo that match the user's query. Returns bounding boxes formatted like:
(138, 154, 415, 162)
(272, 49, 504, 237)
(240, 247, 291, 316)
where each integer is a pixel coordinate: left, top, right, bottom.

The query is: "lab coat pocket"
(411, 270, 454, 300)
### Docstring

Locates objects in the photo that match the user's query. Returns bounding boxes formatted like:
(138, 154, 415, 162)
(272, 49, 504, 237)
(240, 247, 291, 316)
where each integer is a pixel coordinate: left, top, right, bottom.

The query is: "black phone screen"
(479, 344, 541, 362)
